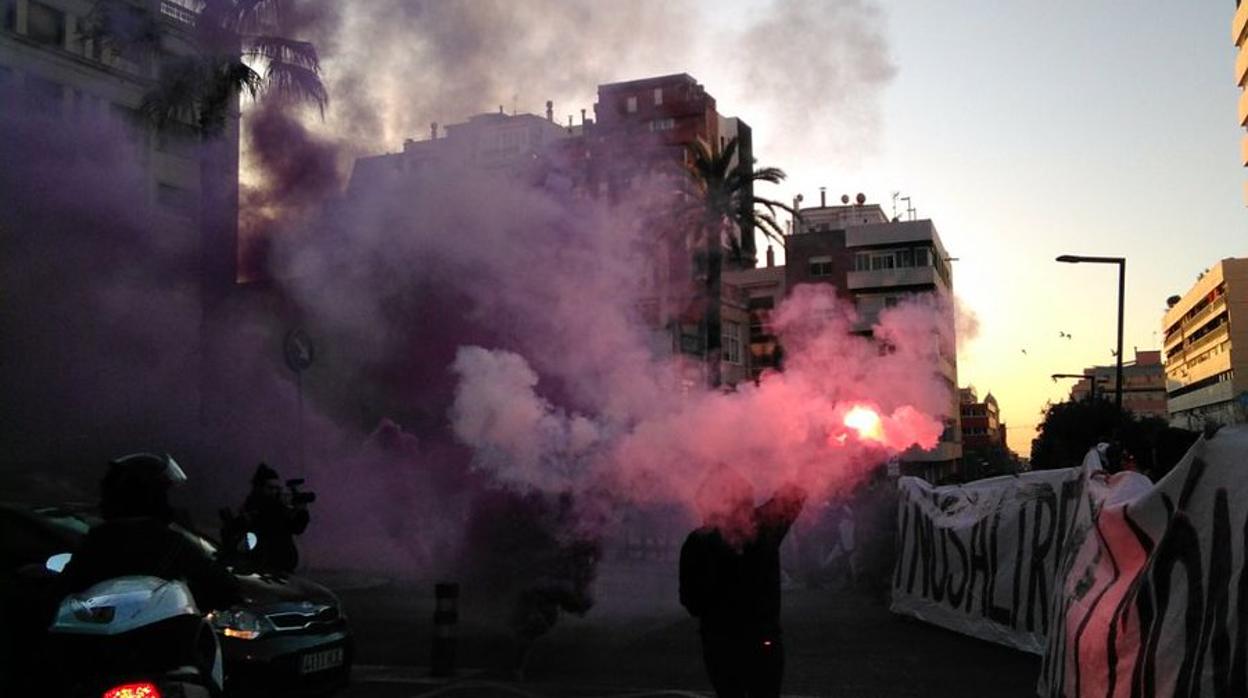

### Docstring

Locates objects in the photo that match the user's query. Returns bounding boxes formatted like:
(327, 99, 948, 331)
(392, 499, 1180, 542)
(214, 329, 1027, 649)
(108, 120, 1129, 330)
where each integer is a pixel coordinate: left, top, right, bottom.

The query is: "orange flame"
(843, 405, 884, 443)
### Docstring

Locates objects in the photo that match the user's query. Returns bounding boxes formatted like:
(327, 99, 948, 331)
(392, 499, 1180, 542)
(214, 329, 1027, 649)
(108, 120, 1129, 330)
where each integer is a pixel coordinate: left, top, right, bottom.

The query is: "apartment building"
(1068, 349, 1167, 419)
(1, 0, 237, 287)
(1234, 2, 1248, 202)
(785, 197, 962, 479)
(959, 387, 1006, 450)
(1163, 258, 1248, 428)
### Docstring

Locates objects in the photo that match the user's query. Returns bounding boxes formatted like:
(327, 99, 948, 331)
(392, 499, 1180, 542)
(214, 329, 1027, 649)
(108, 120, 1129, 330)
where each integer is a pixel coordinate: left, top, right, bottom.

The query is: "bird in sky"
(1059, 331, 1072, 339)
(1021, 348, 1028, 355)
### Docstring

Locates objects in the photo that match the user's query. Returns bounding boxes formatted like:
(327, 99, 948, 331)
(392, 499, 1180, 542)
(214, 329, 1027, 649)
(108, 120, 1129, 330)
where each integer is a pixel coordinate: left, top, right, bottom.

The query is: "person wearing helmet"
(61, 453, 240, 612)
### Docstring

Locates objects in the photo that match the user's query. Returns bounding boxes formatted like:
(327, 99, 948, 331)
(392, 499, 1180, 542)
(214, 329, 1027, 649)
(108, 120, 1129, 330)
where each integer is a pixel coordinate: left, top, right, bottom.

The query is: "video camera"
(286, 478, 317, 506)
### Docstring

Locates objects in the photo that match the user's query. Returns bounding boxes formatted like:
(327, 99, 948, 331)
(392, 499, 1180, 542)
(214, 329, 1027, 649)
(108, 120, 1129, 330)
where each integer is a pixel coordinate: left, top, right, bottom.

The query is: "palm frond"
(753, 196, 796, 216)
(222, 60, 265, 101)
(244, 35, 321, 71)
(264, 61, 329, 115)
(750, 210, 786, 243)
(140, 55, 206, 125)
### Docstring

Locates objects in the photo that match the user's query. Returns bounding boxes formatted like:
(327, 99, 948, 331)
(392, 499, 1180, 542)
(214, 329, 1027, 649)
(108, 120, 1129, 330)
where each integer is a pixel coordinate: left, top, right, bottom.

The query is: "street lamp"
(1051, 373, 1108, 402)
(1055, 255, 1126, 415)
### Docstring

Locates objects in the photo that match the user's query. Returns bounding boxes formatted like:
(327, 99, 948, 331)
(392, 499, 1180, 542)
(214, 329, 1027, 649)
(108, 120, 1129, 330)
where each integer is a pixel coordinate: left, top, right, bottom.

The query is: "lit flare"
(843, 405, 884, 443)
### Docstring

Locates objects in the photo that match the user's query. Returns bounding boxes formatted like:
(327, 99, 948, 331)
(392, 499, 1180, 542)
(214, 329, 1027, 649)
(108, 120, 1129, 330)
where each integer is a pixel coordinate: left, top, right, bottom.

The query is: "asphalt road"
(328, 560, 1040, 698)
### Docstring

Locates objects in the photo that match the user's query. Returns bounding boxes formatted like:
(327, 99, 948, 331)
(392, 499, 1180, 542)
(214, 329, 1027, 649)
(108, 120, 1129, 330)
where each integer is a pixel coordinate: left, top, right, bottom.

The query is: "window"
(896, 248, 913, 267)
(870, 253, 895, 271)
(26, 2, 65, 47)
(648, 117, 675, 132)
(854, 252, 871, 271)
(654, 87, 663, 105)
(626, 96, 637, 113)
(914, 247, 931, 267)
(809, 255, 833, 277)
(2, 0, 15, 32)
(722, 322, 742, 365)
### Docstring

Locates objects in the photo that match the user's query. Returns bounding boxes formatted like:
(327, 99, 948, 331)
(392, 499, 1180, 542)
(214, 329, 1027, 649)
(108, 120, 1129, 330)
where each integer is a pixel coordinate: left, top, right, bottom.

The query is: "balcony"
(1182, 295, 1227, 334)
(847, 265, 941, 291)
(1239, 46, 1248, 88)
(1185, 321, 1229, 357)
(1236, 0, 1248, 46)
(161, 0, 201, 27)
(1239, 89, 1248, 127)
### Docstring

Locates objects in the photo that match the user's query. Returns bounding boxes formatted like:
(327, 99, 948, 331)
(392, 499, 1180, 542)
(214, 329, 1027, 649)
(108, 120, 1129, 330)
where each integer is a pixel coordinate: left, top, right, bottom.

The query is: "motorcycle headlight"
(207, 608, 271, 640)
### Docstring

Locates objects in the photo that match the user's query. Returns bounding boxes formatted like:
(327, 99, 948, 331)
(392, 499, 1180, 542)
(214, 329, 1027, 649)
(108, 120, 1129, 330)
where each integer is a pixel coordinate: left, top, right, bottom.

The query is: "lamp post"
(1055, 255, 1126, 415)
(1051, 373, 1109, 402)
(1052, 373, 1094, 402)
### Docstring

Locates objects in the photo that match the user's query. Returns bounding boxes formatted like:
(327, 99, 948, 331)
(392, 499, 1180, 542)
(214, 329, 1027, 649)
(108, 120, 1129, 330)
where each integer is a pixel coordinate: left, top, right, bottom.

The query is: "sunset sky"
(277, 1, 1246, 456)
(701, 1, 1245, 453)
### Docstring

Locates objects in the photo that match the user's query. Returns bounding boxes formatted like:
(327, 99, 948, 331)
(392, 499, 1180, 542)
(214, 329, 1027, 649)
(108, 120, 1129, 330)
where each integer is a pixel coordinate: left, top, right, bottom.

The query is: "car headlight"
(207, 608, 271, 640)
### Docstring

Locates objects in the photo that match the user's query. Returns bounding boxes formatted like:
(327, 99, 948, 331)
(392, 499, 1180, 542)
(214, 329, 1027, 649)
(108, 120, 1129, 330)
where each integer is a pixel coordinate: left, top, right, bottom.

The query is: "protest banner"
(890, 465, 1085, 654)
(1040, 426, 1248, 697)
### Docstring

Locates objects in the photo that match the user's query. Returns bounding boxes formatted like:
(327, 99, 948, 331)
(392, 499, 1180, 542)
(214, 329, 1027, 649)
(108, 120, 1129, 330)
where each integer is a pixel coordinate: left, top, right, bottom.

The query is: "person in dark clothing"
(679, 466, 808, 698)
(240, 463, 309, 573)
(61, 453, 240, 614)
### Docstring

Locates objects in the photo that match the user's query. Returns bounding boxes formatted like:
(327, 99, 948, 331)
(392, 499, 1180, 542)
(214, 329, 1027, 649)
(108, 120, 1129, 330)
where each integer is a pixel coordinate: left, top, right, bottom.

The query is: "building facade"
(959, 387, 1007, 451)
(1068, 349, 1167, 419)
(785, 198, 962, 480)
(1163, 258, 1248, 428)
(345, 74, 760, 388)
(1, 0, 238, 287)
(1235, 2, 1248, 202)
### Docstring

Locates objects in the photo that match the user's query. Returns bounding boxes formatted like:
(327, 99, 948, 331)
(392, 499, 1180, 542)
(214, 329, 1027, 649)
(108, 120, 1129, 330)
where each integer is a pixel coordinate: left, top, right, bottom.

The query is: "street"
(329, 560, 1039, 698)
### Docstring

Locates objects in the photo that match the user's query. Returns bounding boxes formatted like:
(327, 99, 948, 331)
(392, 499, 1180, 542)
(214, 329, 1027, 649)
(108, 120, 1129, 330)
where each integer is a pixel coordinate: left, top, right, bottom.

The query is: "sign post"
(283, 329, 316, 477)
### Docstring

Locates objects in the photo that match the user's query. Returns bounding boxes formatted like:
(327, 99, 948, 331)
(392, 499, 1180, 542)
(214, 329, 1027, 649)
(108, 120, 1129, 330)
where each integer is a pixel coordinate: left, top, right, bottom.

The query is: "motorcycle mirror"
(245, 532, 258, 551)
(45, 552, 72, 573)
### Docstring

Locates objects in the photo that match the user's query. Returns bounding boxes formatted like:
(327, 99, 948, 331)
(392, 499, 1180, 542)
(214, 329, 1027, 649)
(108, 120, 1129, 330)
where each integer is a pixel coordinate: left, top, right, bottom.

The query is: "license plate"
(300, 646, 344, 674)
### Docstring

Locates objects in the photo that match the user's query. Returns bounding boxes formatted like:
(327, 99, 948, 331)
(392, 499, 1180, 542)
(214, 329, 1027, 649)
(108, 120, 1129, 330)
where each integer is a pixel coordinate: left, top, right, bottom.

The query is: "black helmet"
(100, 453, 187, 520)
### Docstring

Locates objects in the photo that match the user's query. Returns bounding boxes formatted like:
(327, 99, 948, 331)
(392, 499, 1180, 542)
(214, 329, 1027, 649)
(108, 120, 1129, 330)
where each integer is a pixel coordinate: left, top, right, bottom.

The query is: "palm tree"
(681, 137, 791, 387)
(86, 0, 327, 302)
(86, 0, 327, 424)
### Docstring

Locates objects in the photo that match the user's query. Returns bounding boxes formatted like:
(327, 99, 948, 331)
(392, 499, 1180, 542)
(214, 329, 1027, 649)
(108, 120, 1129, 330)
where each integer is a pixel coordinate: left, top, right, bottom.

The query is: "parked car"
(0, 502, 353, 695)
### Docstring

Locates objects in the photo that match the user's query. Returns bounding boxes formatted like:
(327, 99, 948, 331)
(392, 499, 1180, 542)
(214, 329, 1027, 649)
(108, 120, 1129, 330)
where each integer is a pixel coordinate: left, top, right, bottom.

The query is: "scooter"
(45, 554, 224, 698)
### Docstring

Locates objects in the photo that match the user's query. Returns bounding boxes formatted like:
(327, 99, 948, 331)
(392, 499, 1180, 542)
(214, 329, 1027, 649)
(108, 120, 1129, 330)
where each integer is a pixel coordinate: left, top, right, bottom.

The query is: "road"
(326, 560, 1040, 698)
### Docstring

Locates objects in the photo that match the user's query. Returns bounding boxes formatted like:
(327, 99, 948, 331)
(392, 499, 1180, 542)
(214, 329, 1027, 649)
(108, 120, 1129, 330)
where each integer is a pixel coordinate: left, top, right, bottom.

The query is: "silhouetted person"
(241, 463, 309, 573)
(679, 466, 807, 698)
(62, 453, 240, 612)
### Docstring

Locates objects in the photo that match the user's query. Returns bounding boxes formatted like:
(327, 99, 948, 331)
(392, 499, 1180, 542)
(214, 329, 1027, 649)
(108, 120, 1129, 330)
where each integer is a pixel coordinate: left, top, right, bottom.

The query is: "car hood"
(233, 570, 339, 611)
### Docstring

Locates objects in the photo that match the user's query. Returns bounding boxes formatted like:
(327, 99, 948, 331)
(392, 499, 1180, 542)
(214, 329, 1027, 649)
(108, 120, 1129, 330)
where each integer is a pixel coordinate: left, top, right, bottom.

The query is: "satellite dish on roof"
(1166, 295, 1181, 309)
(840, 194, 850, 204)
(856, 193, 866, 205)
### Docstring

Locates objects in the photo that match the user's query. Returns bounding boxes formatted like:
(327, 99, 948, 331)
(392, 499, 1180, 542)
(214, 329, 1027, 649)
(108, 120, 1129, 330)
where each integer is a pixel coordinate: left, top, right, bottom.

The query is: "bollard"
(431, 582, 459, 677)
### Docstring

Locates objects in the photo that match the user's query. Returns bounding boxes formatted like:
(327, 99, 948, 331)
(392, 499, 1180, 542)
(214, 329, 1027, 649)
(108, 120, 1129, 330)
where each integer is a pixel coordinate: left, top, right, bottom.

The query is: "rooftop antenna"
(901, 196, 916, 221)
(891, 192, 900, 220)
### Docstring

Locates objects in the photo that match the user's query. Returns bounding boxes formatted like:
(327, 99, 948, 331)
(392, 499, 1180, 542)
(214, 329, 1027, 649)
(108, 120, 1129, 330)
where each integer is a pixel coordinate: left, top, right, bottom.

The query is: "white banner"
(1040, 427, 1248, 697)
(890, 465, 1087, 654)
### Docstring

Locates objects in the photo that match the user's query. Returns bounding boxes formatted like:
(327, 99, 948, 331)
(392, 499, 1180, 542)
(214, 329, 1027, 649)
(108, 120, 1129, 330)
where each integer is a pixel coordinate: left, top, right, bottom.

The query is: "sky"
(699, 0, 1246, 453)
(262, 0, 1247, 457)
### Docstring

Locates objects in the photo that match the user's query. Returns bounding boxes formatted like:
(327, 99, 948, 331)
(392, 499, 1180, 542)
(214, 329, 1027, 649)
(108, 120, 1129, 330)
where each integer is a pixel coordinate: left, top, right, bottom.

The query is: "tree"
(86, 1, 327, 425)
(681, 137, 790, 387)
(1029, 399, 1198, 479)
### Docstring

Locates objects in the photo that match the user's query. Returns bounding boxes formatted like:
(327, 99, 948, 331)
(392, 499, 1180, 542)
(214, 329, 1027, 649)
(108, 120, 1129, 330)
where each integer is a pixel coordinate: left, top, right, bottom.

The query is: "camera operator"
(241, 463, 311, 573)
